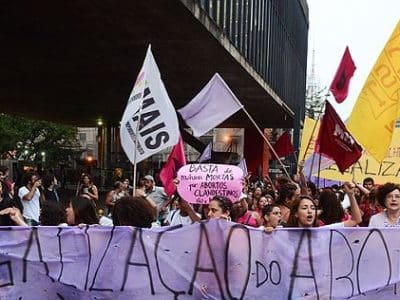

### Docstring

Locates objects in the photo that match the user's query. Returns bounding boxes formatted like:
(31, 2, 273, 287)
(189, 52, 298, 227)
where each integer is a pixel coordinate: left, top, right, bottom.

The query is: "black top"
(43, 189, 59, 203)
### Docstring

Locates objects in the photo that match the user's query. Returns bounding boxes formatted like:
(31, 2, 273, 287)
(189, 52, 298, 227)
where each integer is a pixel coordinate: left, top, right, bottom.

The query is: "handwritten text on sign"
(177, 164, 243, 204)
(1, 223, 400, 299)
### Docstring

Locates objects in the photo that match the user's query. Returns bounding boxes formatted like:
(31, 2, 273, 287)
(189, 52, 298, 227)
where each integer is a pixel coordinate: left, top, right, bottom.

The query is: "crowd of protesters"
(0, 164, 400, 232)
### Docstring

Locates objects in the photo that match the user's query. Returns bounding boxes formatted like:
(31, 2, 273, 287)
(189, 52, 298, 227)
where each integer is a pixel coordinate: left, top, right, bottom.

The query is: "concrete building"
(0, 0, 309, 178)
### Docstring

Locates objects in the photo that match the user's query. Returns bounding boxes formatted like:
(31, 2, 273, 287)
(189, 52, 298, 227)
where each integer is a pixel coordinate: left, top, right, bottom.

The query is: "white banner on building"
(120, 45, 179, 164)
(0, 222, 399, 299)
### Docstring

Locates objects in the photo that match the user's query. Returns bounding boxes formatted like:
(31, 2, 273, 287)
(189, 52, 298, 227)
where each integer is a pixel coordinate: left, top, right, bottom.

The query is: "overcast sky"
(307, 0, 400, 120)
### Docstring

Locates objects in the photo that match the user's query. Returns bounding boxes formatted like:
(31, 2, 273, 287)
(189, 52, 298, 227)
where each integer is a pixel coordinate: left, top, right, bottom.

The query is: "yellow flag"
(299, 116, 320, 160)
(347, 21, 400, 162)
(319, 124, 400, 184)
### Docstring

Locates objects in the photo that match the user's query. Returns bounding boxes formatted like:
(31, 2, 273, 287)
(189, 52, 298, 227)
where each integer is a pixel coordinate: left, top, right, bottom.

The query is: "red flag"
(329, 46, 356, 103)
(159, 136, 186, 196)
(272, 131, 294, 160)
(315, 101, 362, 173)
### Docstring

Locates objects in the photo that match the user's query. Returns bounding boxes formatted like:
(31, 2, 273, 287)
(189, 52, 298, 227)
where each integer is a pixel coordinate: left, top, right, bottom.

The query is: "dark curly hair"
(262, 204, 280, 217)
(40, 202, 67, 225)
(275, 183, 298, 206)
(211, 195, 233, 214)
(377, 183, 400, 208)
(70, 196, 99, 225)
(318, 189, 344, 225)
(42, 174, 56, 189)
(112, 196, 156, 227)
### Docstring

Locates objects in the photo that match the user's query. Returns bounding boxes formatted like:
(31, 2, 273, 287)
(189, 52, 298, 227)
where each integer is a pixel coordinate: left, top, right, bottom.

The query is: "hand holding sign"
(177, 164, 243, 204)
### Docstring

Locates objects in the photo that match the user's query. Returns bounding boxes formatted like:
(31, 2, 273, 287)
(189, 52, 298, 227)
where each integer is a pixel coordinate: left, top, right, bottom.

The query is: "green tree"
(0, 114, 80, 167)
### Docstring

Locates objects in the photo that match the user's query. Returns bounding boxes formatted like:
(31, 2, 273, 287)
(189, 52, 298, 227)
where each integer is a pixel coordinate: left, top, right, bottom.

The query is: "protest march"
(1, 10, 400, 299)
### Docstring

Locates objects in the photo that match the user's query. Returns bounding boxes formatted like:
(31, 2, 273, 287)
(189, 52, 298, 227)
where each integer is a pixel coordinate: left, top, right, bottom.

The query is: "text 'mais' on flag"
(329, 46, 356, 103)
(159, 136, 186, 197)
(271, 131, 295, 160)
(347, 21, 400, 162)
(120, 45, 180, 164)
(315, 101, 362, 173)
(178, 73, 242, 137)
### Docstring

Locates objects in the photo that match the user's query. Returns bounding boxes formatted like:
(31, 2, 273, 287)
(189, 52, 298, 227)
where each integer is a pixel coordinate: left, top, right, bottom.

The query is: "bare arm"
(86, 185, 99, 201)
(253, 211, 263, 226)
(0, 207, 27, 226)
(352, 179, 370, 196)
(298, 160, 308, 195)
(343, 182, 362, 227)
(22, 181, 41, 201)
(263, 175, 277, 194)
(179, 200, 201, 223)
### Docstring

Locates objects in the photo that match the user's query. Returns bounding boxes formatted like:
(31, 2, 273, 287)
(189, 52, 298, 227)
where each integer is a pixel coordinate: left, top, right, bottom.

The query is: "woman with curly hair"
(369, 183, 400, 227)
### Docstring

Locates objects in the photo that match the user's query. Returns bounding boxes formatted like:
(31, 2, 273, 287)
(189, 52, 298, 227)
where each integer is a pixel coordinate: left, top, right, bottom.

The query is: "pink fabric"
(237, 211, 258, 228)
(159, 135, 186, 196)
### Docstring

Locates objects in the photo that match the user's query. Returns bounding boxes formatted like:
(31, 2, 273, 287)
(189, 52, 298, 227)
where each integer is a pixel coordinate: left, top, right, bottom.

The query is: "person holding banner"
(207, 195, 233, 221)
(112, 196, 156, 228)
(369, 183, 400, 227)
(286, 182, 361, 228)
(262, 205, 282, 232)
(66, 196, 99, 226)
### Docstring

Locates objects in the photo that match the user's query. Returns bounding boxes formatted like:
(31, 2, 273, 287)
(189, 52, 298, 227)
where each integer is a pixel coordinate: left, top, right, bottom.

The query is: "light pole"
(41, 151, 46, 169)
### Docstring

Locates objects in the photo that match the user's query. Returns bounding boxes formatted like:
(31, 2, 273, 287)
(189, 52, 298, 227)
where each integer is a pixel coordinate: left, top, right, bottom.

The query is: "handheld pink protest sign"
(177, 163, 243, 204)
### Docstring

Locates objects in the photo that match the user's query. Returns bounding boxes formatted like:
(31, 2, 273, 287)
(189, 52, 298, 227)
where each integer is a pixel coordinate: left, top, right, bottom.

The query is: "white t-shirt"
(99, 216, 113, 226)
(369, 211, 400, 227)
(323, 222, 345, 228)
(167, 209, 199, 226)
(18, 186, 40, 222)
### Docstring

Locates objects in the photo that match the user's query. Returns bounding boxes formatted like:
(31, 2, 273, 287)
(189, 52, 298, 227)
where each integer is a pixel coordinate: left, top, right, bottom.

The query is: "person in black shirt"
(42, 174, 59, 203)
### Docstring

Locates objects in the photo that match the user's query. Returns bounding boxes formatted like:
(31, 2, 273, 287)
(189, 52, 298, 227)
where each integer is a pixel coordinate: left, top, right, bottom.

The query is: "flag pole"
(131, 45, 151, 193)
(317, 151, 322, 190)
(308, 153, 317, 181)
(132, 101, 144, 194)
(315, 100, 327, 190)
(239, 106, 291, 179)
(302, 92, 330, 162)
(304, 92, 330, 180)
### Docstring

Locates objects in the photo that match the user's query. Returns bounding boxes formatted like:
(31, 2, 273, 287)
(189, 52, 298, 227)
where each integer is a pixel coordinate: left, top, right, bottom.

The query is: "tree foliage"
(0, 114, 80, 167)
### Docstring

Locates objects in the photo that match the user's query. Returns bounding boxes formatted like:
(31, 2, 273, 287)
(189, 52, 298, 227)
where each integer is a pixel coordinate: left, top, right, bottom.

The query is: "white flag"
(197, 142, 212, 162)
(178, 73, 243, 137)
(237, 158, 248, 176)
(303, 153, 335, 176)
(120, 45, 179, 164)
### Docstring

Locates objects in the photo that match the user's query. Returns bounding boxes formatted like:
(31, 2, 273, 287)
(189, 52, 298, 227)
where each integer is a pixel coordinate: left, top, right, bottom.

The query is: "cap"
(143, 175, 154, 182)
